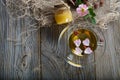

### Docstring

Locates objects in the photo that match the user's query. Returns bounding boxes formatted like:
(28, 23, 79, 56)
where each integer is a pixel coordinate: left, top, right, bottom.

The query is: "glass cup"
(58, 23, 106, 68)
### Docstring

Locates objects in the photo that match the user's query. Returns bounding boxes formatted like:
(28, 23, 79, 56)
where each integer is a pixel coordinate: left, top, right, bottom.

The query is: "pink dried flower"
(82, 38, 90, 46)
(74, 47, 83, 56)
(74, 39, 81, 47)
(76, 4, 89, 17)
(84, 47, 93, 54)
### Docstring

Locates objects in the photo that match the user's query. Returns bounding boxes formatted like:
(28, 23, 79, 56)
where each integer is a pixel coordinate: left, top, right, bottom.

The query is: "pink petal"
(84, 47, 93, 54)
(81, 10, 89, 16)
(82, 5, 88, 10)
(79, 4, 88, 10)
(77, 11, 88, 17)
(83, 10, 89, 15)
(83, 38, 90, 46)
(78, 4, 84, 8)
(76, 4, 89, 17)
(76, 8, 81, 13)
(80, 12, 87, 16)
(74, 47, 83, 55)
(74, 39, 81, 47)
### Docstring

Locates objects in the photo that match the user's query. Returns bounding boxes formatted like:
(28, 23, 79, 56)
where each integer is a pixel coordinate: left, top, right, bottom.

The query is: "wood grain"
(0, 0, 120, 80)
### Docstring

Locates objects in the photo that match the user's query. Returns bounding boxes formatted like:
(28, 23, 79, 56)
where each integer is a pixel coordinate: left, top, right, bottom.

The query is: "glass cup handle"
(97, 42, 104, 46)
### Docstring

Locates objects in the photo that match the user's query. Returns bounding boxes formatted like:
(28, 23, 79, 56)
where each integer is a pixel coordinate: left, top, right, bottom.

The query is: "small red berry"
(74, 31, 79, 35)
(93, 2, 99, 9)
(100, 0, 104, 7)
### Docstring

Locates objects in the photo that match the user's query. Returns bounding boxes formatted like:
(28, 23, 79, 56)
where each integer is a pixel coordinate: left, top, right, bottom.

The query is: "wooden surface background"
(0, 0, 120, 80)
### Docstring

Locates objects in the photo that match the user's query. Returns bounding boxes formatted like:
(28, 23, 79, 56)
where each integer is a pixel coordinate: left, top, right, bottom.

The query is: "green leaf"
(84, 14, 96, 24)
(76, 0, 82, 6)
(84, 14, 90, 19)
(88, 6, 93, 9)
(91, 17, 96, 24)
(88, 7, 96, 17)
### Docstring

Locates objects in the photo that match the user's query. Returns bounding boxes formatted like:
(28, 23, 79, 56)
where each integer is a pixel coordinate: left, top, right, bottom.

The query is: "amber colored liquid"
(55, 9, 73, 25)
(69, 29, 97, 55)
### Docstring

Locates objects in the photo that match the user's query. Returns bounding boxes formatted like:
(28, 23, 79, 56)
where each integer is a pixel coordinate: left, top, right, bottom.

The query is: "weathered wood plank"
(0, 0, 42, 79)
(96, 22, 120, 80)
(95, 0, 120, 79)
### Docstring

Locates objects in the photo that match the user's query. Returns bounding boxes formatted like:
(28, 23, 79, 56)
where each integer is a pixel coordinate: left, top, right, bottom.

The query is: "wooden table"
(0, 0, 120, 80)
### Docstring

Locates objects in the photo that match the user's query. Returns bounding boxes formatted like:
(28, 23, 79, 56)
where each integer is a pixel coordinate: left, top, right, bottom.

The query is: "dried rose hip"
(74, 31, 79, 35)
(100, 0, 104, 7)
(93, 2, 99, 9)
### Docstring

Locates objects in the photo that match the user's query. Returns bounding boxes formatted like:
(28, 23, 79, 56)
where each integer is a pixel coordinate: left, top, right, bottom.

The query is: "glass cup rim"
(58, 24, 106, 68)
